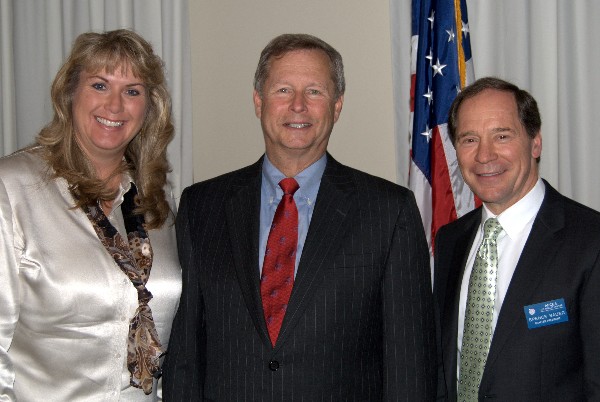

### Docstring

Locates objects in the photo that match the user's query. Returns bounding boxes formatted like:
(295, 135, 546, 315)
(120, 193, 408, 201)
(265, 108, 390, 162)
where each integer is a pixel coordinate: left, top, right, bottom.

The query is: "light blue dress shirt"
(258, 154, 326, 277)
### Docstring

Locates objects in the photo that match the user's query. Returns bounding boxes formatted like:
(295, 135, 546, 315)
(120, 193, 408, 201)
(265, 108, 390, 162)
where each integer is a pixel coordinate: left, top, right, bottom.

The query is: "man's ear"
(532, 131, 542, 159)
(253, 90, 263, 118)
(333, 94, 344, 123)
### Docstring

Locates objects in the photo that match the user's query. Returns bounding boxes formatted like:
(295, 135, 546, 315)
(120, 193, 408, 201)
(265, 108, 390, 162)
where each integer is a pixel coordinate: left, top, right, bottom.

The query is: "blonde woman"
(0, 29, 181, 400)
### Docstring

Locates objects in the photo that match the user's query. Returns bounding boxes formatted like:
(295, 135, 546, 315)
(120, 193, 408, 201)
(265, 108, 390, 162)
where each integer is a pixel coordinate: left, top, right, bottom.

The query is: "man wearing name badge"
(162, 33, 436, 401)
(433, 76, 600, 401)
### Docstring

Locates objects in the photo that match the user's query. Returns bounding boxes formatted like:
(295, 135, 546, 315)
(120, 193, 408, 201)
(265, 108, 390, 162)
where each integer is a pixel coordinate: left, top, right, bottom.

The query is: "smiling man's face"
(253, 49, 343, 170)
(454, 89, 542, 215)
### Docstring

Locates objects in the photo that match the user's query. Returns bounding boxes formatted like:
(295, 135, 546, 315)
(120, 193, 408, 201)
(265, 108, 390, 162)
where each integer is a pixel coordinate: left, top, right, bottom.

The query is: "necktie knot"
(483, 217, 502, 241)
(279, 177, 299, 196)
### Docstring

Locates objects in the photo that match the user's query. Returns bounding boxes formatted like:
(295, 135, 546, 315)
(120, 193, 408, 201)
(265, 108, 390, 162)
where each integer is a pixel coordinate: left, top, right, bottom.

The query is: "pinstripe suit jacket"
(162, 154, 436, 401)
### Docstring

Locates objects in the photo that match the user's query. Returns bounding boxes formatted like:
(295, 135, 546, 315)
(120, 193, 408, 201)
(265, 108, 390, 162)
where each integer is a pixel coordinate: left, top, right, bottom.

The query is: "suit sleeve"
(432, 226, 450, 401)
(162, 188, 206, 401)
(0, 177, 19, 400)
(382, 190, 436, 401)
(581, 245, 600, 398)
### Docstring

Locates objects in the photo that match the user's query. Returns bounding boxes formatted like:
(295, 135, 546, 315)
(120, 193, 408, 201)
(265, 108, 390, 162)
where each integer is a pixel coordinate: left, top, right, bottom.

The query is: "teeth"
(288, 123, 311, 128)
(96, 117, 124, 127)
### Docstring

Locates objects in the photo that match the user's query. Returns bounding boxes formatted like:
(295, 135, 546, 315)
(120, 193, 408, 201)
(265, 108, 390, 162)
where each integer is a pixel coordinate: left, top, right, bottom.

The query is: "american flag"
(409, 0, 479, 256)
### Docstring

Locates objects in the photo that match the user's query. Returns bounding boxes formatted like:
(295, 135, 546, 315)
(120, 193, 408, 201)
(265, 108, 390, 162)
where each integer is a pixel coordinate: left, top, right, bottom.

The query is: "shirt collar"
(111, 172, 135, 212)
(482, 178, 545, 239)
(262, 153, 327, 202)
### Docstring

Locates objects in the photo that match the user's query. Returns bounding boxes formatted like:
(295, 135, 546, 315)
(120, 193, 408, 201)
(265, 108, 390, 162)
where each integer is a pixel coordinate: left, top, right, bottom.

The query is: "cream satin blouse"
(0, 149, 182, 401)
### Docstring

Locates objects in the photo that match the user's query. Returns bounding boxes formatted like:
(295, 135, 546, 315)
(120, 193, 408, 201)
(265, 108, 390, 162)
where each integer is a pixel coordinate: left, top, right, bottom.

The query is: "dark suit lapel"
(485, 181, 565, 369)
(274, 156, 356, 350)
(440, 211, 480, 399)
(224, 158, 272, 346)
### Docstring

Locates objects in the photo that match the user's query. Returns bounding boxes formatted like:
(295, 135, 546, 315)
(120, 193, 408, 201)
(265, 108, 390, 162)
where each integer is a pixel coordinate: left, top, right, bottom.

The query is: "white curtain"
(391, 0, 600, 212)
(0, 0, 192, 200)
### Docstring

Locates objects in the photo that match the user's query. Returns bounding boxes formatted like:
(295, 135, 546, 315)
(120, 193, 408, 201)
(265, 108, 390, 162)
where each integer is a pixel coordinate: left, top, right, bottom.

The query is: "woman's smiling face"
(72, 65, 147, 165)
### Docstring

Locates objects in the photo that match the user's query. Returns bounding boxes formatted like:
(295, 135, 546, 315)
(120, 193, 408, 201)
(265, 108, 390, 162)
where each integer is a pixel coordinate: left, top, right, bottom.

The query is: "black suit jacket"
(162, 155, 436, 401)
(434, 180, 600, 401)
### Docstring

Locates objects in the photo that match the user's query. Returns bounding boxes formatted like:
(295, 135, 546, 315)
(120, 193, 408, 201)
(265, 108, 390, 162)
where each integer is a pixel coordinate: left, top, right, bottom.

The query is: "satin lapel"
(274, 157, 355, 350)
(485, 183, 565, 369)
(224, 158, 272, 346)
(440, 211, 480, 399)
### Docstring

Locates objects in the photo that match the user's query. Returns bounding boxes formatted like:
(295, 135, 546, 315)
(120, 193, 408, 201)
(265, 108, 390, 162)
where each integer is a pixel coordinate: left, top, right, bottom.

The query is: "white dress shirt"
(0, 148, 181, 401)
(457, 178, 545, 376)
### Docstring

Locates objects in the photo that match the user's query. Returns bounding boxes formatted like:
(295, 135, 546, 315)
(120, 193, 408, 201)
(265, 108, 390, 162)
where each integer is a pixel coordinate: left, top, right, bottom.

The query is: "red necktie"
(261, 177, 299, 346)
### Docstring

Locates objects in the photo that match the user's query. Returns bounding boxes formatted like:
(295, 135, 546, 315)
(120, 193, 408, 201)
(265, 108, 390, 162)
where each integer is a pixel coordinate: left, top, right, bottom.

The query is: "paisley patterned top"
(84, 183, 164, 394)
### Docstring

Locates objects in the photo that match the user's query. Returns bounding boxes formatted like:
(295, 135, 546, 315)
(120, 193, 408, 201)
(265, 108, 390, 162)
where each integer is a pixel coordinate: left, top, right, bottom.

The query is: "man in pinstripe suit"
(163, 33, 436, 401)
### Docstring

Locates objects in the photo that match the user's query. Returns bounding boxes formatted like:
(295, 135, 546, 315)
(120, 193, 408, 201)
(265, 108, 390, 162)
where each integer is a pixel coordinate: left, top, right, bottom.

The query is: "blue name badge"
(524, 298, 569, 329)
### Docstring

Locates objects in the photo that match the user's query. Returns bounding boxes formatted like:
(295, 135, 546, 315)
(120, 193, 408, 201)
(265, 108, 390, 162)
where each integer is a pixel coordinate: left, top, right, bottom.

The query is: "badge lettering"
(523, 298, 568, 329)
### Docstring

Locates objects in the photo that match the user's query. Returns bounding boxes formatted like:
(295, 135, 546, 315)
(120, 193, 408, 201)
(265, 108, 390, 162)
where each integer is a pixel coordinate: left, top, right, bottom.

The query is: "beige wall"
(189, 1, 399, 183)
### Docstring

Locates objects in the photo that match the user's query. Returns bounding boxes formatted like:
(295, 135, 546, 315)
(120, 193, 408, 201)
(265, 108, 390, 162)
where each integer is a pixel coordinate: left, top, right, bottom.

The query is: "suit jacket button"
(268, 360, 279, 371)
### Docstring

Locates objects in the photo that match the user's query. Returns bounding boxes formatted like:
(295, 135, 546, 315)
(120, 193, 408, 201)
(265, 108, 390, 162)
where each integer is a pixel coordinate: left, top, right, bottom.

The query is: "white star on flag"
(462, 21, 470, 37)
(423, 87, 433, 105)
(421, 125, 432, 143)
(432, 59, 446, 76)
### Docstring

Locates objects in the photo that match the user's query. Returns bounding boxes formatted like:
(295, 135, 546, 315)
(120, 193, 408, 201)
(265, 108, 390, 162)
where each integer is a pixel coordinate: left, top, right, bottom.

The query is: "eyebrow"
(491, 127, 513, 134)
(458, 125, 513, 135)
(456, 130, 475, 139)
(270, 79, 329, 88)
(85, 74, 145, 87)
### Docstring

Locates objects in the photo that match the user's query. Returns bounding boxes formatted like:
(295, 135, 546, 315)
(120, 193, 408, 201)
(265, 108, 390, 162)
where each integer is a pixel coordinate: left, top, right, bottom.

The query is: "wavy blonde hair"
(34, 29, 174, 229)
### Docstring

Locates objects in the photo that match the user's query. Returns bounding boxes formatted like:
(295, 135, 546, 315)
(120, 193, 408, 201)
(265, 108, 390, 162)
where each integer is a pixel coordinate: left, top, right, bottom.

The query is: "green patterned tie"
(458, 217, 503, 401)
